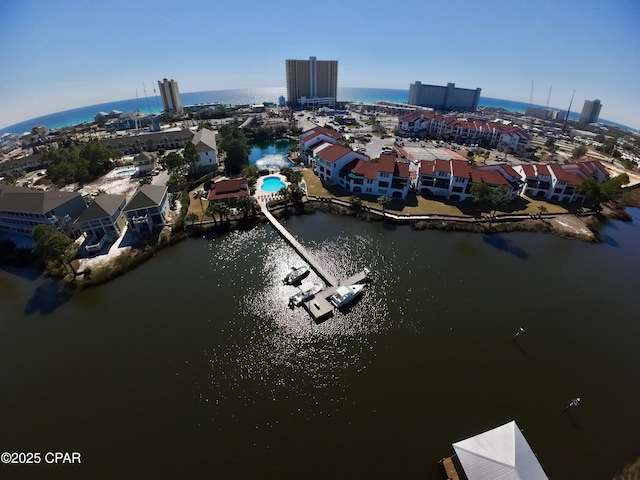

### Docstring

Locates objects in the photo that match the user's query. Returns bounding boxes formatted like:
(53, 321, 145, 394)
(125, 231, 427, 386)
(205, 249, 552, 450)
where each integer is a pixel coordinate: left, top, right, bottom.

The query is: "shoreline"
(71, 200, 629, 289)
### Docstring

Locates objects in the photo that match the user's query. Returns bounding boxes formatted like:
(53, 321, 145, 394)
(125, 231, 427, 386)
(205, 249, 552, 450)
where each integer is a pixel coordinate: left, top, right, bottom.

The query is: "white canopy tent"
(452, 421, 548, 480)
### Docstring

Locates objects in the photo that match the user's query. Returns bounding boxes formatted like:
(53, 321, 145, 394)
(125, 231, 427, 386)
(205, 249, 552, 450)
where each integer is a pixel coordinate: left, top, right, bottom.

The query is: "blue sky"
(1, 0, 639, 129)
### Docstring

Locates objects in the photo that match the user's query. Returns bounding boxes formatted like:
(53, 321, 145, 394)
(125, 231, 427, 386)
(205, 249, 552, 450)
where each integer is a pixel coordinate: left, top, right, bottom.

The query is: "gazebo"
(452, 421, 548, 480)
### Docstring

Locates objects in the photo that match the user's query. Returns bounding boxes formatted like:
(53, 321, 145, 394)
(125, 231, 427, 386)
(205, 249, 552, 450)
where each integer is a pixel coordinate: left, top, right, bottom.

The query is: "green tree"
(241, 165, 259, 181)
(236, 195, 259, 218)
(571, 144, 589, 159)
(470, 184, 509, 215)
(283, 184, 305, 204)
(377, 195, 391, 215)
(537, 204, 548, 219)
(217, 202, 231, 222)
(166, 172, 186, 188)
(205, 202, 222, 223)
(286, 169, 303, 185)
(217, 125, 250, 174)
(185, 212, 198, 226)
(600, 173, 629, 203)
(32, 224, 77, 271)
(183, 141, 199, 173)
(575, 177, 602, 208)
(193, 189, 206, 211)
(161, 151, 188, 174)
(350, 196, 363, 211)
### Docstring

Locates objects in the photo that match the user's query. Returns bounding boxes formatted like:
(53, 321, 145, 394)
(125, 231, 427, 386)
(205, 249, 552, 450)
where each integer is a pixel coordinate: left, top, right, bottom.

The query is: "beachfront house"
(0, 185, 86, 238)
(132, 151, 157, 174)
(74, 194, 127, 252)
(123, 185, 170, 234)
(191, 128, 218, 173)
(312, 144, 368, 185)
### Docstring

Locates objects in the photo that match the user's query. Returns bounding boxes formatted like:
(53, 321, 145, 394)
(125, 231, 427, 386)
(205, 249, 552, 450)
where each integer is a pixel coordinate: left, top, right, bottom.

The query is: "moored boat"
(329, 284, 365, 308)
(289, 281, 323, 307)
(283, 264, 310, 285)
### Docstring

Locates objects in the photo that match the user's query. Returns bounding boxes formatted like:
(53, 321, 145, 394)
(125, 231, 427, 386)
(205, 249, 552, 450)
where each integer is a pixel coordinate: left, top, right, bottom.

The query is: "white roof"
(335, 286, 350, 296)
(452, 421, 548, 480)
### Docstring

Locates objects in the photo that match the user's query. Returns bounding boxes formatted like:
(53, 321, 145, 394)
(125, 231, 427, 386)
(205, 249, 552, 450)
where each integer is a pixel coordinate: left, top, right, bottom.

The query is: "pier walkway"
(261, 203, 370, 322)
(439, 457, 460, 480)
(262, 208, 338, 287)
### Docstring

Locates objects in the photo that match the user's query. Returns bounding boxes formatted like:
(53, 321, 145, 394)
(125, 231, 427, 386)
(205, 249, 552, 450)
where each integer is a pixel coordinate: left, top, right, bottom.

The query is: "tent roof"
(452, 421, 548, 480)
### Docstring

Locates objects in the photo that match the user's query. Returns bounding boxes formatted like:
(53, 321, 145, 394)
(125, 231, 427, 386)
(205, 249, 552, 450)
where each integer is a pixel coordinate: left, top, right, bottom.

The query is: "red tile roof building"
(206, 178, 249, 204)
(398, 112, 533, 152)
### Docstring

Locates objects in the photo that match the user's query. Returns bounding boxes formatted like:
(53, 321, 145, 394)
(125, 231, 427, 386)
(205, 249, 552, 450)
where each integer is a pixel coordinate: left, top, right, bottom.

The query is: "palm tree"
(283, 184, 304, 205)
(206, 202, 219, 224)
(194, 189, 206, 212)
(185, 212, 198, 226)
(377, 195, 391, 216)
(537, 205, 548, 219)
(217, 202, 231, 222)
(237, 195, 259, 218)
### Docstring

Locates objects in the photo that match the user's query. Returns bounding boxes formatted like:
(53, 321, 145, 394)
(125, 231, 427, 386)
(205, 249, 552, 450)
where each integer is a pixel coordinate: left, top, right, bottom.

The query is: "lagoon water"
(249, 139, 296, 171)
(1, 209, 639, 479)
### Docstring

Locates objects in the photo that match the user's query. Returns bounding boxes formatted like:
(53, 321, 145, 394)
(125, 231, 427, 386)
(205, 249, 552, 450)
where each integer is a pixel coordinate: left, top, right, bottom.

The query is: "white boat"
(329, 284, 365, 308)
(289, 281, 323, 307)
(283, 264, 310, 285)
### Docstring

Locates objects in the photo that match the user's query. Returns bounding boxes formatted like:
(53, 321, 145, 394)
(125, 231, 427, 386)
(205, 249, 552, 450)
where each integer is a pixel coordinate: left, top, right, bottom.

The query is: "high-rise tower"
(157, 78, 183, 113)
(579, 99, 602, 124)
(285, 57, 338, 108)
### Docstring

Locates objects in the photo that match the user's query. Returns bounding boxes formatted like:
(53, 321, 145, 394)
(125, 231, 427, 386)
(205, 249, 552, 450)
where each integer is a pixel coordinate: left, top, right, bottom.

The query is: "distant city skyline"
(0, 0, 638, 130)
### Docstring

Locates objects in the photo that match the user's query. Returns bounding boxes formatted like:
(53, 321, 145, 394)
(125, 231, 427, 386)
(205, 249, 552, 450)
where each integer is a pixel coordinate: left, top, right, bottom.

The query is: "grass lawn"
(302, 168, 569, 217)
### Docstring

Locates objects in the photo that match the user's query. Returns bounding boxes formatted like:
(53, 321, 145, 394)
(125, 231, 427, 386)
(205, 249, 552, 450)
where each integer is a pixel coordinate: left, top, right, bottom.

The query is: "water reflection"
(203, 227, 390, 406)
(482, 234, 529, 259)
(24, 278, 74, 314)
(601, 234, 620, 247)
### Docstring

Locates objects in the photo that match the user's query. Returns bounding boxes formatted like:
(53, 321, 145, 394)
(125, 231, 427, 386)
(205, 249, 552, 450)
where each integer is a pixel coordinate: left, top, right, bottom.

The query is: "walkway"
(260, 204, 338, 287)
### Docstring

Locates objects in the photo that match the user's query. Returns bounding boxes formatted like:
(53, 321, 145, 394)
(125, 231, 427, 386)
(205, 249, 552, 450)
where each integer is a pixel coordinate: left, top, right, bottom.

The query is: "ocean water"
(0, 87, 631, 135)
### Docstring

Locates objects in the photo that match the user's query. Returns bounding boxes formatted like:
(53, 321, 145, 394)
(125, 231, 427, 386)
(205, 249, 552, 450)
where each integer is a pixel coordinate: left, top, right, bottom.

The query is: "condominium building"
(286, 56, 338, 108)
(157, 78, 183, 113)
(579, 99, 602, 125)
(408, 82, 481, 112)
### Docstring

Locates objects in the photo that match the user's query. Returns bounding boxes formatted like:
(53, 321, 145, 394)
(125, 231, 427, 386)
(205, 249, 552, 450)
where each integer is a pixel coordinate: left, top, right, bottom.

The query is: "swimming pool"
(116, 168, 137, 175)
(260, 176, 286, 193)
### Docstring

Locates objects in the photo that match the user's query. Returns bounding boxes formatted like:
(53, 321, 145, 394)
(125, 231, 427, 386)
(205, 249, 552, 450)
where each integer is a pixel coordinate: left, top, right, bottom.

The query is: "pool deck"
(256, 174, 288, 195)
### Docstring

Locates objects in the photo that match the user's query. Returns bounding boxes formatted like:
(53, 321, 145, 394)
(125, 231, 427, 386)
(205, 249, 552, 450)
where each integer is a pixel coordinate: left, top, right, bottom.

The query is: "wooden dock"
(263, 209, 338, 287)
(262, 206, 370, 321)
(300, 270, 370, 322)
(439, 456, 460, 480)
